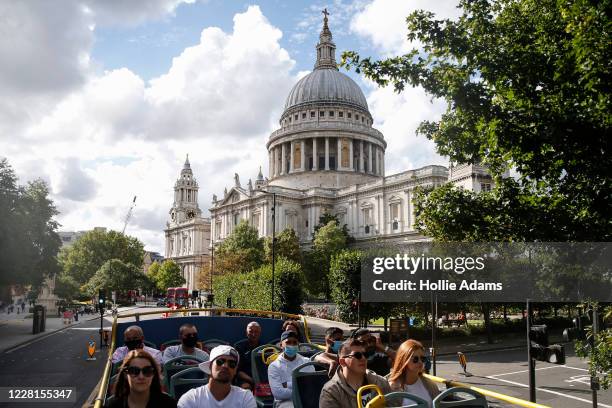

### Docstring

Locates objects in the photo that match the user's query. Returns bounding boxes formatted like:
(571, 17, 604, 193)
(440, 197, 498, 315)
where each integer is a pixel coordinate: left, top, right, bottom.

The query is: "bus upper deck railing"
(423, 373, 551, 408)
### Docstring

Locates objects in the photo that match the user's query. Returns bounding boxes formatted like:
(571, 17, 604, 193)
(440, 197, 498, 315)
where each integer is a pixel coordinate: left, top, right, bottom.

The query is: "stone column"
(300, 140, 305, 171)
(368, 143, 373, 174)
(289, 141, 295, 173)
(360, 140, 364, 172)
(381, 151, 385, 176)
(281, 143, 286, 175)
(325, 137, 330, 170)
(312, 138, 318, 170)
(349, 139, 354, 171)
(337, 138, 342, 170)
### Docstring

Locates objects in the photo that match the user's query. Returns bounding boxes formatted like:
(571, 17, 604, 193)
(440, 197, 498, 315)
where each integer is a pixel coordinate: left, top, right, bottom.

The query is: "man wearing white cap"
(177, 345, 256, 407)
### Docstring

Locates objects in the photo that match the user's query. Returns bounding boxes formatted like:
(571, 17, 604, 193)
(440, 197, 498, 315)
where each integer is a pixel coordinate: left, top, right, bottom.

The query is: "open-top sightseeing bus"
(89, 307, 551, 408)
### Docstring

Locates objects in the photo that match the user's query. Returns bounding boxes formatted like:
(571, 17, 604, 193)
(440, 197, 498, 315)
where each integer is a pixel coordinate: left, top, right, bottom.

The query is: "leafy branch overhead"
(342, 0, 610, 241)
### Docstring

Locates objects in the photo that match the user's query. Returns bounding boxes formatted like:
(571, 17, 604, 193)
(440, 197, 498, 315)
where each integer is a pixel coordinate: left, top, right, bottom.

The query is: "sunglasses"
(412, 356, 427, 363)
(343, 352, 366, 360)
(125, 366, 156, 377)
(215, 358, 237, 369)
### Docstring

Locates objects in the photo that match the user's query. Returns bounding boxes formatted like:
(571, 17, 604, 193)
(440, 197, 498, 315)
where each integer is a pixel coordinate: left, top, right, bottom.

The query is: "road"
(436, 347, 612, 408)
(0, 315, 110, 408)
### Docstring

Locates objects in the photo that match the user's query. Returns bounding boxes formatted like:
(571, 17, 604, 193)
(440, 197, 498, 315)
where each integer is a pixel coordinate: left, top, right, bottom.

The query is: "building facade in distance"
(164, 156, 211, 291)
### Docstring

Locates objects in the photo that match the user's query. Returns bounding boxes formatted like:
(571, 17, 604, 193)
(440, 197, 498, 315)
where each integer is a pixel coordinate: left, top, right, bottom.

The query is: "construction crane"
(122, 195, 137, 234)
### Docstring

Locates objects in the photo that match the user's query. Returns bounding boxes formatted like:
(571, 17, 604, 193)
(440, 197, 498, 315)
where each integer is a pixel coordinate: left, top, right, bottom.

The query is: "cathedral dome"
(283, 69, 369, 113)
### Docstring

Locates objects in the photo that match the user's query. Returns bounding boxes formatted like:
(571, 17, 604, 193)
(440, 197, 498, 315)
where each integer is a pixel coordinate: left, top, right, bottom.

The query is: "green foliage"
(342, 0, 611, 241)
(213, 257, 304, 313)
(329, 250, 363, 323)
(575, 305, 612, 390)
(59, 229, 144, 286)
(0, 159, 61, 292)
(84, 259, 149, 296)
(54, 274, 82, 302)
(215, 220, 264, 274)
(264, 228, 302, 264)
(149, 260, 185, 292)
(309, 220, 348, 299)
(313, 213, 354, 244)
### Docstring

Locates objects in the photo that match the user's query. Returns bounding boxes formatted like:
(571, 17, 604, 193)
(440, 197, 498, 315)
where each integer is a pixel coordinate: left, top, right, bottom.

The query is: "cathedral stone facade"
(208, 14, 494, 247)
(164, 156, 210, 291)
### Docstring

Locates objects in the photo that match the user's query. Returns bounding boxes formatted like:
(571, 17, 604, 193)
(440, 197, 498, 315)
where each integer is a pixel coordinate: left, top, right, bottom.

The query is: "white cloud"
(350, 0, 461, 55)
(2, 5, 296, 252)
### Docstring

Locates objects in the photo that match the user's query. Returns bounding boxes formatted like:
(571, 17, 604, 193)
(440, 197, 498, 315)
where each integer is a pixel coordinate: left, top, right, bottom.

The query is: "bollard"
(87, 341, 97, 361)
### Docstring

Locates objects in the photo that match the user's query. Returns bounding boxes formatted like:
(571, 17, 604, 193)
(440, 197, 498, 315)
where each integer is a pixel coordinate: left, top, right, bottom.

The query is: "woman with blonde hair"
(387, 339, 439, 407)
(106, 349, 176, 408)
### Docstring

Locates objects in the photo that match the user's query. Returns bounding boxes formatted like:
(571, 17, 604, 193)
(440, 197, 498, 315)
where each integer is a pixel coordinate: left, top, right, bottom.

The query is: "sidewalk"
(0, 305, 141, 353)
(304, 316, 567, 356)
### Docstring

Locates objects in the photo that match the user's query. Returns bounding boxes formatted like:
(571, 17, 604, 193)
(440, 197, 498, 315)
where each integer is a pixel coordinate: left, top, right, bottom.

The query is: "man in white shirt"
(268, 331, 313, 408)
(178, 345, 256, 408)
(111, 325, 162, 366)
(162, 323, 210, 363)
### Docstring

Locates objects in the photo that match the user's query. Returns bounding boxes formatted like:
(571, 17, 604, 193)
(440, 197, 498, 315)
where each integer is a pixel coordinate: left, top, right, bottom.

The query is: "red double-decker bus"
(166, 287, 189, 309)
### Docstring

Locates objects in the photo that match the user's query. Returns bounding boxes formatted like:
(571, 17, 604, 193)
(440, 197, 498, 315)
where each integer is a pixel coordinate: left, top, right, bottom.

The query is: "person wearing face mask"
(113, 326, 163, 366)
(268, 331, 313, 407)
(388, 339, 439, 407)
(162, 323, 210, 363)
(314, 327, 344, 377)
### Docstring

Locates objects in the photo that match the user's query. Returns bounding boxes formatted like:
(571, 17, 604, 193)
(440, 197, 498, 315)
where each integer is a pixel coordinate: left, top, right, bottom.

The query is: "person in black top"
(234, 321, 261, 389)
(352, 328, 395, 377)
(105, 349, 176, 408)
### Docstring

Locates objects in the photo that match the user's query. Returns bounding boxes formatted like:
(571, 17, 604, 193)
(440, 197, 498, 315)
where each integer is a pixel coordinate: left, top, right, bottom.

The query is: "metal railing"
(423, 373, 551, 408)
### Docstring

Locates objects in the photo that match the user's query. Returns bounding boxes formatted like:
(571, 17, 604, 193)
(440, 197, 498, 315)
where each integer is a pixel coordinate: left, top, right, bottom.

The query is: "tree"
(307, 220, 348, 299)
(264, 227, 302, 264)
(84, 259, 148, 296)
(215, 220, 264, 275)
(342, 0, 610, 241)
(59, 229, 145, 286)
(0, 159, 61, 296)
(150, 260, 185, 292)
(313, 213, 354, 244)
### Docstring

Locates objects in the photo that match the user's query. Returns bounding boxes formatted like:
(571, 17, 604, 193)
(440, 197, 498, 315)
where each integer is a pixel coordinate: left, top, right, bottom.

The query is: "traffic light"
(530, 324, 565, 364)
(191, 290, 199, 299)
(226, 297, 232, 308)
(98, 289, 106, 314)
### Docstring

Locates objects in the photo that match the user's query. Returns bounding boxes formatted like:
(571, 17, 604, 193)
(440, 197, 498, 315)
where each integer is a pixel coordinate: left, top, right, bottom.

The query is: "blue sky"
(0, 0, 460, 252)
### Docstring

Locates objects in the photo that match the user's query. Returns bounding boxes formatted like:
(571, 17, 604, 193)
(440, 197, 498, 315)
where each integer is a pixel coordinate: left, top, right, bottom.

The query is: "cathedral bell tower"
(169, 155, 201, 224)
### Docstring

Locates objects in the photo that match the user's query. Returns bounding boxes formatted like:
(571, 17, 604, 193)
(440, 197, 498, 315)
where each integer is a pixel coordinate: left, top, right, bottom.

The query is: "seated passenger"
(268, 331, 313, 407)
(282, 320, 300, 335)
(319, 339, 391, 408)
(106, 349, 176, 408)
(162, 323, 210, 363)
(112, 325, 163, 366)
(352, 328, 394, 376)
(235, 321, 261, 389)
(388, 339, 440, 406)
(178, 345, 256, 408)
(314, 327, 344, 377)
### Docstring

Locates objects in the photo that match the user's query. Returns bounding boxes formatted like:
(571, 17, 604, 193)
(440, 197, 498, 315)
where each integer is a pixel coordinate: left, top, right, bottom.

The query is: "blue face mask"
(284, 345, 298, 358)
(331, 340, 343, 353)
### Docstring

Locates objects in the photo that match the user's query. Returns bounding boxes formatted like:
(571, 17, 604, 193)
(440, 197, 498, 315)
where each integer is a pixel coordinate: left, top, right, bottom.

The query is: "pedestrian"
(21, 302, 25, 312)
(74, 309, 79, 322)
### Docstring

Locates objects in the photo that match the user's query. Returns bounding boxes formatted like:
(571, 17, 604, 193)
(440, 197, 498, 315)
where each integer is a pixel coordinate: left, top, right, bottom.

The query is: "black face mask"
(182, 335, 198, 348)
(365, 347, 376, 357)
(125, 339, 143, 350)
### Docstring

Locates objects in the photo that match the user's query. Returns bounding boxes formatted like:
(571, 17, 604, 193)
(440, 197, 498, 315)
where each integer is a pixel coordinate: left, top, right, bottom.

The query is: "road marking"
(485, 375, 612, 408)
(4, 327, 70, 353)
(490, 364, 589, 377)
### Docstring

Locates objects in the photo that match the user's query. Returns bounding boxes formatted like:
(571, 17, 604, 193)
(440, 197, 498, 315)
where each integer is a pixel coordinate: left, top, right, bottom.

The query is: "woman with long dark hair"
(106, 349, 176, 408)
(387, 339, 439, 407)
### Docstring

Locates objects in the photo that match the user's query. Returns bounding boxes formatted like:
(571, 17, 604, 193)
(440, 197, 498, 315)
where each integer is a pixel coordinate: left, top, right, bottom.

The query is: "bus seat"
(162, 356, 205, 390)
(383, 391, 429, 407)
(433, 387, 488, 407)
(291, 361, 329, 408)
(251, 344, 280, 408)
(143, 340, 157, 349)
(160, 339, 181, 352)
(169, 366, 207, 400)
(202, 338, 229, 353)
(298, 343, 323, 358)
